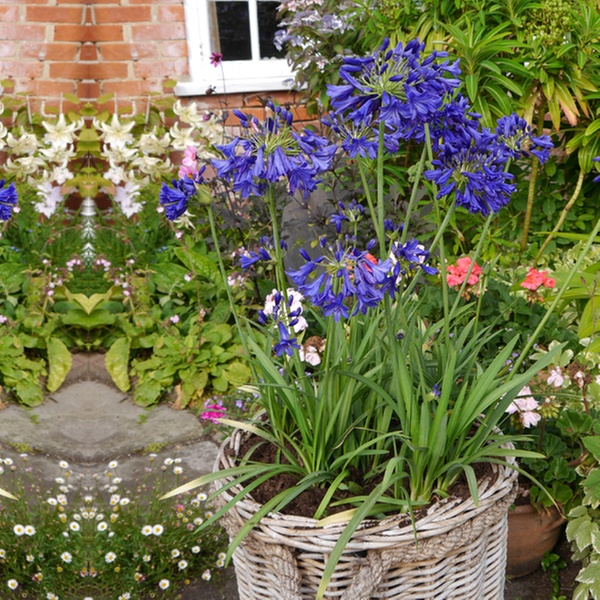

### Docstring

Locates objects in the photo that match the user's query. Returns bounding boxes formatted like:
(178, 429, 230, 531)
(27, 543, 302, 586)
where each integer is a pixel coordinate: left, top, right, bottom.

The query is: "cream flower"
(94, 114, 135, 148)
(42, 114, 82, 149)
(138, 128, 170, 154)
(35, 182, 63, 218)
(173, 100, 205, 125)
(6, 129, 39, 154)
(113, 182, 143, 218)
(169, 122, 196, 150)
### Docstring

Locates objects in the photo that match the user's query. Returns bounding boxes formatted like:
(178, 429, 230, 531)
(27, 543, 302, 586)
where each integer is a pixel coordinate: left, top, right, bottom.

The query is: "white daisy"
(105, 551, 117, 563)
(158, 579, 170, 590)
(7, 579, 18, 590)
(61, 552, 72, 563)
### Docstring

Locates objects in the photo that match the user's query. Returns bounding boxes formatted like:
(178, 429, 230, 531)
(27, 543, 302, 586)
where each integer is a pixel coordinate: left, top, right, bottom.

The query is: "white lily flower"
(113, 181, 143, 217)
(50, 164, 74, 185)
(173, 100, 205, 125)
(42, 114, 83, 149)
(101, 145, 138, 163)
(39, 145, 76, 165)
(4, 155, 46, 177)
(138, 128, 171, 154)
(35, 182, 63, 217)
(94, 114, 135, 149)
(130, 155, 172, 177)
(6, 129, 39, 154)
(106, 162, 126, 185)
(169, 122, 196, 150)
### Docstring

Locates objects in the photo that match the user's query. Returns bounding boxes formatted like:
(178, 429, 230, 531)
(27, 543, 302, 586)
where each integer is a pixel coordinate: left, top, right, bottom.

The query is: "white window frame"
(175, 0, 295, 96)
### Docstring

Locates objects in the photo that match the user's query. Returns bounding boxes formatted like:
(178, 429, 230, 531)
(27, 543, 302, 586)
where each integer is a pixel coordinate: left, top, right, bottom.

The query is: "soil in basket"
(234, 433, 496, 519)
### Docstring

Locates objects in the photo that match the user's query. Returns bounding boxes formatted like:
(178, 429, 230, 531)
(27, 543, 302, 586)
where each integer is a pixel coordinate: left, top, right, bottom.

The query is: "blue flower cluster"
(212, 102, 336, 198)
(257, 290, 304, 356)
(326, 38, 461, 148)
(239, 237, 288, 270)
(159, 167, 206, 221)
(0, 179, 18, 221)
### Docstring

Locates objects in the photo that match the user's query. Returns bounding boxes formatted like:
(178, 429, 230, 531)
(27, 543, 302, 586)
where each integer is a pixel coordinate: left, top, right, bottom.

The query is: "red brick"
(132, 23, 185, 41)
(95, 5, 151, 22)
(160, 40, 187, 58)
(158, 5, 184, 21)
(54, 24, 94, 42)
(91, 62, 130, 79)
(2, 61, 44, 79)
(20, 42, 79, 61)
(99, 42, 156, 61)
(0, 24, 45, 41)
(91, 24, 125, 42)
(78, 81, 100, 100)
(27, 6, 84, 23)
(0, 41, 15, 58)
(32, 80, 78, 98)
(129, 0, 179, 3)
(80, 44, 97, 61)
(134, 57, 187, 78)
(49, 62, 92, 80)
(101, 80, 142, 97)
(0, 5, 19, 21)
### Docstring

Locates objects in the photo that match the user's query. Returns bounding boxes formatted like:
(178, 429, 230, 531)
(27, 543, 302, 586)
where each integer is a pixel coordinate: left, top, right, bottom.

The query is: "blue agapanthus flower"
(287, 240, 394, 321)
(495, 114, 553, 164)
(0, 180, 18, 221)
(239, 237, 288, 270)
(326, 38, 460, 142)
(593, 157, 600, 183)
(212, 102, 336, 198)
(425, 128, 516, 215)
(257, 289, 304, 356)
(159, 167, 206, 221)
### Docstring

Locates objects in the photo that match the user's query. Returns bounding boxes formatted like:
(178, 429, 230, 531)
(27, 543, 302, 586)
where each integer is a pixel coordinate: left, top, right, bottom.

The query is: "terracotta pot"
(506, 503, 566, 578)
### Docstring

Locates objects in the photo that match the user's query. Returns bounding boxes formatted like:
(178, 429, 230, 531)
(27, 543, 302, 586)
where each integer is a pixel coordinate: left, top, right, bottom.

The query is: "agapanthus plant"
(161, 38, 600, 599)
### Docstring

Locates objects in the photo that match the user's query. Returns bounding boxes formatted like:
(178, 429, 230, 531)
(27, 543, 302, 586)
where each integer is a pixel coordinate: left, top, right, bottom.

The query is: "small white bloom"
(0, 549, 6, 558)
(108, 459, 118, 469)
(3, 458, 13, 466)
(59, 460, 69, 469)
(69, 522, 80, 532)
(164, 458, 174, 466)
(178, 559, 188, 570)
(191, 546, 200, 554)
(173, 466, 183, 475)
(105, 551, 117, 563)
(202, 569, 212, 581)
(159, 579, 170, 590)
(119, 498, 130, 506)
(26, 554, 34, 563)
(7, 579, 18, 590)
(109, 494, 120, 506)
(152, 524, 164, 536)
(55, 477, 65, 484)
(97, 522, 108, 532)
(13, 524, 25, 536)
(61, 551, 72, 563)
(47, 497, 58, 506)
(171, 549, 181, 558)
(112, 477, 122, 484)
(57, 494, 68, 506)
(141, 525, 152, 536)
(143, 554, 151, 562)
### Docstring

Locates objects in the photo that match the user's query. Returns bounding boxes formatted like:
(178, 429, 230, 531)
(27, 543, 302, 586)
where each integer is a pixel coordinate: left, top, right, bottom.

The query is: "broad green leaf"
(579, 297, 600, 338)
(61, 309, 116, 330)
(577, 562, 600, 586)
(105, 337, 131, 392)
(224, 361, 252, 387)
(133, 380, 163, 406)
(67, 292, 111, 315)
(14, 380, 44, 407)
(583, 437, 600, 461)
(46, 338, 72, 393)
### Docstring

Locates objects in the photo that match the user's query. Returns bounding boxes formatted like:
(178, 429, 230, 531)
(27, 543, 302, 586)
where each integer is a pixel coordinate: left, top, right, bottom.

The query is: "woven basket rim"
(212, 426, 518, 539)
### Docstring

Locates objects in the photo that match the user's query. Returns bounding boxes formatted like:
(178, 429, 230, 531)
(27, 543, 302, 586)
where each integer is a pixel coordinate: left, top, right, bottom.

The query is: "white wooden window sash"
(175, 0, 294, 96)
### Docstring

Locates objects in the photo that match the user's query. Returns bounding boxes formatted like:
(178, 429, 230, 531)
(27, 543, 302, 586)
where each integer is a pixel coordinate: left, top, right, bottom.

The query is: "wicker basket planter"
(212, 428, 518, 600)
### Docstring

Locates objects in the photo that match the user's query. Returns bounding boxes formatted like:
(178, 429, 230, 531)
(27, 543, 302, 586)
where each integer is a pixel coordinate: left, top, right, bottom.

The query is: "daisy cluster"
(0, 454, 228, 599)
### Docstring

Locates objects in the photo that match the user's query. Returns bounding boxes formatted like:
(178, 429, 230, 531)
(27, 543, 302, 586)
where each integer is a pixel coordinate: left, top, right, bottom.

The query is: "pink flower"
(210, 52, 223, 67)
(547, 367, 564, 388)
(178, 145, 198, 179)
(446, 257, 482, 288)
(169, 315, 180, 324)
(506, 386, 541, 428)
(201, 403, 226, 423)
(520, 268, 556, 291)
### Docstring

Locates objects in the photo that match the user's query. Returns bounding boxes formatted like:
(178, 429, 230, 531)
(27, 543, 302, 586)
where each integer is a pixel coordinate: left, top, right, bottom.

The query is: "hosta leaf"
(46, 338, 72, 392)
(105, 337, 131, 392)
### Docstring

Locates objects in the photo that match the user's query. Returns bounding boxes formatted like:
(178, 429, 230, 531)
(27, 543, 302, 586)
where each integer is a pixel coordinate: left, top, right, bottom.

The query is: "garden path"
(0, 353, 575, 599)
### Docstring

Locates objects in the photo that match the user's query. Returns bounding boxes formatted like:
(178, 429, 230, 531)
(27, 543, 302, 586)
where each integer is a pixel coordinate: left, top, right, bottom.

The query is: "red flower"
(520, 268, 556, 291)
(446, 257, 482, 288)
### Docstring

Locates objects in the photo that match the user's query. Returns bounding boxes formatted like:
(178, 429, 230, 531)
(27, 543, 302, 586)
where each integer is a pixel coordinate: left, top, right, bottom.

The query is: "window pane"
(211, 1, 251, 61)
(258, 1, 285, 59)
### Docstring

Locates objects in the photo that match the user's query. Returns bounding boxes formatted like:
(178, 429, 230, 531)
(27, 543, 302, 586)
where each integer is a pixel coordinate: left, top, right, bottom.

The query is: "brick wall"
(0, 0, 307, 120)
